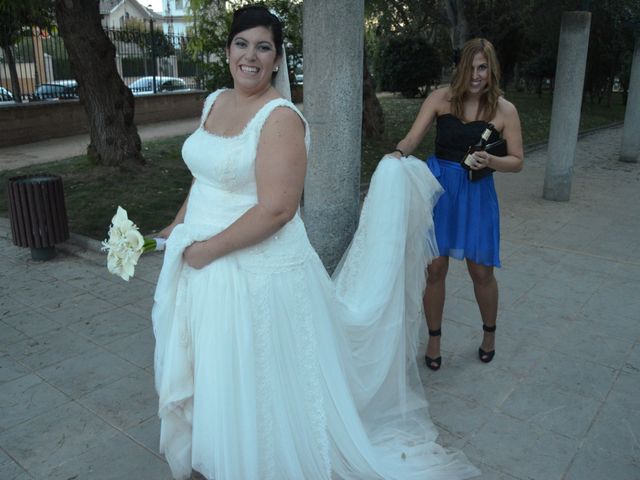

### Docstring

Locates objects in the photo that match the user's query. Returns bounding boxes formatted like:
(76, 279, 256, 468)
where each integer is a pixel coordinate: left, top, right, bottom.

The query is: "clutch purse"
(468, 138, 507, 181)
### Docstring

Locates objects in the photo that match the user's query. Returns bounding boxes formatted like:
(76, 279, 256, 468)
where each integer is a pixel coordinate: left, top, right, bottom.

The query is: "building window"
(175, 0, 183, 10)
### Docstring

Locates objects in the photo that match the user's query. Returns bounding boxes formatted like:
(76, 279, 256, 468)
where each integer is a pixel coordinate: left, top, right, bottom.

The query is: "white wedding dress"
(152, 89, 480, 480)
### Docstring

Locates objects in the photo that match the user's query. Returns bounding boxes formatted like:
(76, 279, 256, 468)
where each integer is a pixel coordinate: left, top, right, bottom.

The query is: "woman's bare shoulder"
(497, 96, 518, 116)
(425, 86, 451, 113)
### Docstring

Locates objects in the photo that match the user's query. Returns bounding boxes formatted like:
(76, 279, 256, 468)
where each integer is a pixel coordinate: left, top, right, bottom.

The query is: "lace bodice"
(180, 89, 312, 270)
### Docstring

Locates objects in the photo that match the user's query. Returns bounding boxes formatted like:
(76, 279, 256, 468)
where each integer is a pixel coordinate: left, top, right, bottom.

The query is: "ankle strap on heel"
(428, 328, 442, 337)
(482, 324, 496, 333)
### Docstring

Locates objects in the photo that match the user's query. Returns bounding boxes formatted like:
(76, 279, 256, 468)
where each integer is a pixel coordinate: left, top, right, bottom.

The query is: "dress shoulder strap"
(199, 89, 226, 128)
(250, 98, 310, 151)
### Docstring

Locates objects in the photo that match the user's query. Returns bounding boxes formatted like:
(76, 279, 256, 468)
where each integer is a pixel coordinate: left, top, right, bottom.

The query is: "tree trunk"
(2, 45, 23, 103)
(54, 0, 144, 168)
(362, 51, 384, 139)
(444, 0, 468, 53)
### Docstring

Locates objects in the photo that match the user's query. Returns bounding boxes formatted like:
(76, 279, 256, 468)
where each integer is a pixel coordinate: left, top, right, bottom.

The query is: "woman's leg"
(466, 260, 498, 358)
(424, 256, 449, 368)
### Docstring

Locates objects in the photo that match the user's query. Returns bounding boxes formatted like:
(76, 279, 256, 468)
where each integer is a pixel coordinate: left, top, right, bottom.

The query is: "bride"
(153, 5, 480, 480)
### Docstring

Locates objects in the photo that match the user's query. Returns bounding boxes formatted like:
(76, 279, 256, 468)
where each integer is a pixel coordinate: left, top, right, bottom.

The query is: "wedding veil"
(273, 44, 291, 101)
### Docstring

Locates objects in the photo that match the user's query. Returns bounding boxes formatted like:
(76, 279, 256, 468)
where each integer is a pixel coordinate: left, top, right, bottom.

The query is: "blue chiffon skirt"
(426, 155, 501, 267)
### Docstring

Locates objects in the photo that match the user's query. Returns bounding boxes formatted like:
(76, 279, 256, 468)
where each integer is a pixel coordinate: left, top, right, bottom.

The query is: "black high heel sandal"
(478, 324, 496, 363)
(425, 328, 442, 371)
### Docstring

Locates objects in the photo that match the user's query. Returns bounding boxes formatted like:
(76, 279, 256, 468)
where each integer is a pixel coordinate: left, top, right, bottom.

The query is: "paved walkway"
(0, 125, 639, 479)
(0, 117, 200, 171)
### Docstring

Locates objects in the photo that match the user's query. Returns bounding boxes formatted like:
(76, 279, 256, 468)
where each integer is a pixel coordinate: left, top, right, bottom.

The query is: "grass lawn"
(0, 90, 626, 241)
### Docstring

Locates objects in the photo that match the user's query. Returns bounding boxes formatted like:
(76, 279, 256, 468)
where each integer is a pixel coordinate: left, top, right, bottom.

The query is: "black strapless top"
(435, 113, 501, 162)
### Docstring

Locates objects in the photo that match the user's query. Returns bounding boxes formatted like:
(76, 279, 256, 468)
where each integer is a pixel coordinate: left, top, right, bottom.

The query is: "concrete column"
(620, 34, 640, 163)
(543, 11, 591, 201)
(303, 0, 364, 272)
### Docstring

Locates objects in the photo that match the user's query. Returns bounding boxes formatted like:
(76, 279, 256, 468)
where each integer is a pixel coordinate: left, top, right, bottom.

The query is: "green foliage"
(0, 0, 54, 48)
(584, 0, 640, 105)
(377, 35, 442, 98)
(366, 0, 451, 88)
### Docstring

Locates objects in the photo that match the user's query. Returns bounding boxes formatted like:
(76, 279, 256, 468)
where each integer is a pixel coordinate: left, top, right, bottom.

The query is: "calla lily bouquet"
(101, 206, 165, 281)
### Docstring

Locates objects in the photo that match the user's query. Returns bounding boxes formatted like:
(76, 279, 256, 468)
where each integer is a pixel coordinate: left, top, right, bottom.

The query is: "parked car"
(128, 76, 189, 95)
(0, 86, 13, 102)
(31, 80, 79, 101)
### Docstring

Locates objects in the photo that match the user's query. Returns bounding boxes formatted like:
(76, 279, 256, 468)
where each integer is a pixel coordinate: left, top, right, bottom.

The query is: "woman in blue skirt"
(390, 38, 523, 370)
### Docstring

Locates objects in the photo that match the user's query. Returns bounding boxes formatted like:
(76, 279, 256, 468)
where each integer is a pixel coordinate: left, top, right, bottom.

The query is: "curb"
(0, 216, 105, 264)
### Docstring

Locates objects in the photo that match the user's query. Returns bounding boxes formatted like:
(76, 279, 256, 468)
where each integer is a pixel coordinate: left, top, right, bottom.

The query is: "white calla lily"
(102, 207, 161, 281)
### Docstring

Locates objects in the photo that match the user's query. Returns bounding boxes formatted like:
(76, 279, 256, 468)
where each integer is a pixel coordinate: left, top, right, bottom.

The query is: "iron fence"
(0, 26, 210, 103)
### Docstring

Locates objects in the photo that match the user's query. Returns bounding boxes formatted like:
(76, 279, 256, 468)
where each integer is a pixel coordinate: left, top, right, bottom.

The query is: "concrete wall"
(0, 90, 208, 148)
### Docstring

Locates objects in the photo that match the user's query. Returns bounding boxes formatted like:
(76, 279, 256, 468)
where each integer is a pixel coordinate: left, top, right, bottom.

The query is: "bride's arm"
(183, 107, 307, 269)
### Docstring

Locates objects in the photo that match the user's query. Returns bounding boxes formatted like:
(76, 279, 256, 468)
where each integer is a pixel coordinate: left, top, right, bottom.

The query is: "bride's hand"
(157, 222, 179, 239)
(183, 241, 213, 269)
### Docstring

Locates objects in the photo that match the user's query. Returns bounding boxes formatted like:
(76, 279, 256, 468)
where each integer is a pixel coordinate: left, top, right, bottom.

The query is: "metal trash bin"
(8, 174, 70, 261)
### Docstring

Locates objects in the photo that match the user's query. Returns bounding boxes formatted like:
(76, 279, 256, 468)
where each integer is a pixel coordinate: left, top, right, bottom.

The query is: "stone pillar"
(620, 34, 640, 163)
(303, 0, 364, 271)
(543, 11, 591, 201)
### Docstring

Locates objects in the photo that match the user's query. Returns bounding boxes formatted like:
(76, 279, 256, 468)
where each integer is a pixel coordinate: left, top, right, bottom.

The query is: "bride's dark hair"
(227, 5, 283, 58)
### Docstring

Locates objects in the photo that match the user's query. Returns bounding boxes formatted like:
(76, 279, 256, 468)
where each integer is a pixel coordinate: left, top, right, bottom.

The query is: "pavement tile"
(0, 296, 30, 319)
(565, 443, 640, 480)
(76, 368, 157, 431)
(0, 309, 61, 338)
(505, 291, 579, 323)
(0, 374, 69, 431)
(526, 350, 617, 402)
(0, 322, 28, 353)
(38, 292, 118, 326)
(121, 294, 155, 320)
(426, 388, 490, 438)
(550, 325, 635, 370)
(424, 359, 520, 410)
(46, 433, 172, 480)
(468, 461, 523, 480)
(105, 327, 156, 369)
(0, 460, 33, 480)
(89, 278, 156, 307)
(0, 402, 119, 479)
(464, 413, 579, 480)
(606, 369, 640, 413)
(0, 353, 30, 384)
(126, 416, 162, 456)
(67, 306, 149, 346)
(499, 244, 567, 277)
(5, 326, 97, 371)
(498, 380, 601, 439)
(37, 349, 135, 399)
(442, 296, 484, 328)
(7, 279, 86, 308)
(498, 309, 576, 353)
(580, 277, 640, 322)
(489, 335, 550, 379)
(431, 319, 479, 357)
(624, 342, 640, 373)
(577, 305, 639, 343)
(583, 400, 640, 463)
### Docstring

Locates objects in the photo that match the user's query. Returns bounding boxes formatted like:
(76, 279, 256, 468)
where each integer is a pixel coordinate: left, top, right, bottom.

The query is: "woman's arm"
(183, 107, 307, 269)
(473, 99, 524, 173)
(390, 87, 447, 158)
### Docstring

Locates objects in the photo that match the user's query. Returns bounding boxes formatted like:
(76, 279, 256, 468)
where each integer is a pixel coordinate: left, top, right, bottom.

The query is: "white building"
(99, 0, 161, 29)
(161, 0, 193, 37)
